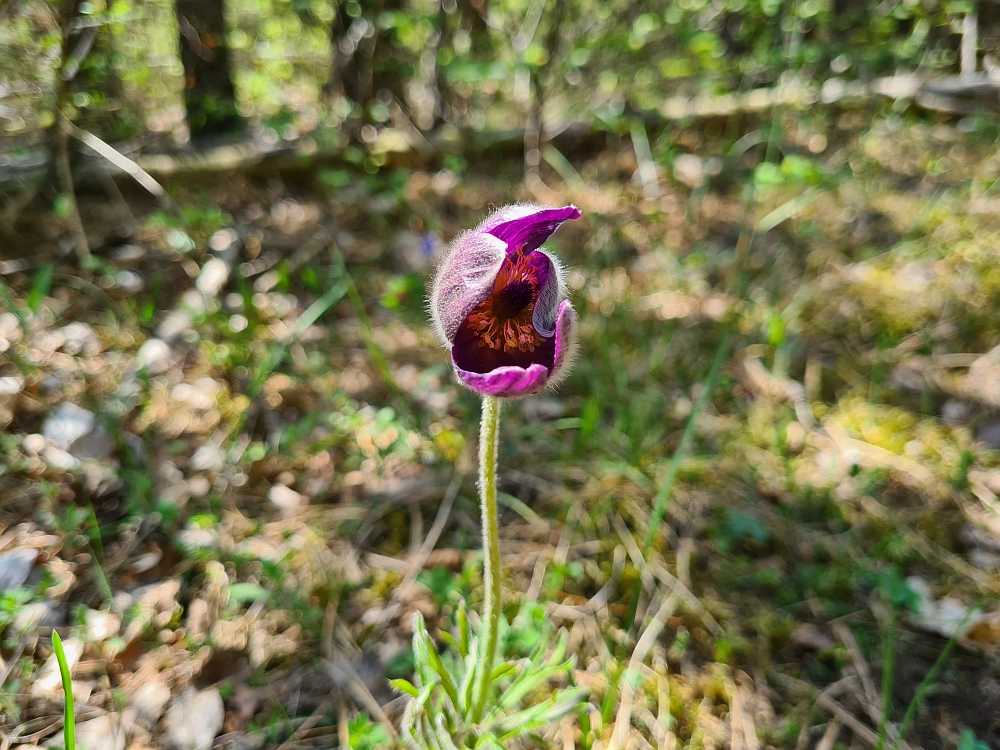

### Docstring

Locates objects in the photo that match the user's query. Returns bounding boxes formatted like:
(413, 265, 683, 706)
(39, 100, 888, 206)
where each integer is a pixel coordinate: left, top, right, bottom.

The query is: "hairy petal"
(530, 250, 563, 336)
(430, 230, 507, 345)
(546, 300, 578, 388)
(486, 205, 581, 254)
(452, 360, 551, 398)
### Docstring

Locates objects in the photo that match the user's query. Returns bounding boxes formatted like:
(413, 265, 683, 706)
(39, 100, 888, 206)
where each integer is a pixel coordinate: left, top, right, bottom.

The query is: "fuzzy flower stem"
(472, 394, 501, 723)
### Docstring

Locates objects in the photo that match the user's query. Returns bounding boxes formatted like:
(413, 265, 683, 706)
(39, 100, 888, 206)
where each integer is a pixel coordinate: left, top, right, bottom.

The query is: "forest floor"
(3, 107, 1000, 750)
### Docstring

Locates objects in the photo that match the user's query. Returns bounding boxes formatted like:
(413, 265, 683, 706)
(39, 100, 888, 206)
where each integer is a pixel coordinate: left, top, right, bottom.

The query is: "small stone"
(128, 548, 163, 574)
(45, 714, 126, 750)
(177, 527, 215, 551)
(673, 153, 704, 189)
(78, 715, 127, 750)
(84, 609, 121, 642)
(209, 228, 239, 253)
(0, 375, 24, 395)
(22, 433, 45, 454)
(978, 421, 1000, 449)
(136, 338, 172, 374)
(0, 548, 38, 591)
(115, 270, 144, 294)
(131, 677, 171, 727)
(162, 688, 225, 750)
(157, 309, 193, 344)
(43, 402, 95, 450)
(58, 322, 101, 356)
(197, 258, 230, 297)
(190, 442, 225, 472)
(268, 483, 304, 511)
(43, 445, 79, 470)
(942, 398, 972, 425)
(12, 601, 53, 632)
(112, 244, 146, 262)
(187, 475, 211, 497)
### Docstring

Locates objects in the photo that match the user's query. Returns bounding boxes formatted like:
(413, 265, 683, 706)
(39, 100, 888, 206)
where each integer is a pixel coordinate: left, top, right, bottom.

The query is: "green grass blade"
(27, 262, 54, 313)
(644, 328, 733, 552)
(52, 631, 75, 750)
(896, 602, 981, 747)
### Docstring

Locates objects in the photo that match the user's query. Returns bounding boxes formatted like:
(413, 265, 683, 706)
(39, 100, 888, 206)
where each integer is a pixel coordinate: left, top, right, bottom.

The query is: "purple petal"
(485, 205, 581, 254)
(429, 229, 507, 345)
(451, 302, 578, 398)
(547, 300, 578, 387)
(452, 359, 551, 398)
(530, 250, 560, 336)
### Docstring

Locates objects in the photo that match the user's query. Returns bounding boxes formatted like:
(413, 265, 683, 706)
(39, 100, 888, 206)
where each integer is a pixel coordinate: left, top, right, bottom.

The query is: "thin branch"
(65, 122, 178, 214)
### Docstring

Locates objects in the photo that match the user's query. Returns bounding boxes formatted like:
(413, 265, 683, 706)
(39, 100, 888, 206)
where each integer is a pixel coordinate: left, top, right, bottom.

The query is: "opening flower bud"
(430, 204, 581, 398)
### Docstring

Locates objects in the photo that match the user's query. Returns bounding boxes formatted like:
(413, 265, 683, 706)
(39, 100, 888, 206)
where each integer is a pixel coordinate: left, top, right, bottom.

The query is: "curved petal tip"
(485, 205, 581, 254)
(452, 359, 551, 398)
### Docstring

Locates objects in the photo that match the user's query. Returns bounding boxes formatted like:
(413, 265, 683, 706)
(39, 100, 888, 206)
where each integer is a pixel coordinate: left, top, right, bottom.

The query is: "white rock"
(0, 312, 20, 339)
(268, 483, 304, 511)
(114, 270, 143, 294)
(673, 153, 705, 189)
(84, 609, 121, 642)
(112, 244, 145, 262)
(187, 475, 211, 497)
(136, 338, 172, 374)
(177, 527, 215, 550)
(58, 322, 101, 356)
(162, 688, 225, 750)
(46, 714, 127, 750)
(43, 402, 95, 450)
(76, 715, 127, 750)
(157, 308, 193, 343)
(191, 442, 225, 472)
(31, 637, 83, 698)
(43, 445, 79, 470)
(0, 375, 24, 395)
(12, 601, 53, 631)
(0, 548, 38, 591)
(131, 677, 172, 727)
(209, 228, 239, 252)
(197, 257, 231, 297)
(21, 433, 45, 454)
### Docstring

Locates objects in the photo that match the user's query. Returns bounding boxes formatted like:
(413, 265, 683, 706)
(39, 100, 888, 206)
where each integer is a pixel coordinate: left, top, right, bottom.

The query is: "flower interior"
(452, 247, 555, 374)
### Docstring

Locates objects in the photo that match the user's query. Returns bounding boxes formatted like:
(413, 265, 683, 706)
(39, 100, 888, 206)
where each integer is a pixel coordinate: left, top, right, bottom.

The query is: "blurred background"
(3, 1, 1000, 748)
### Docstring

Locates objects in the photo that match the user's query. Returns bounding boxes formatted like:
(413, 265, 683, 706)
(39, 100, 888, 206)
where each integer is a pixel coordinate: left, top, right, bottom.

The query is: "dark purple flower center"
(497, 279, 534, 316)
(451, 248, 557, 374)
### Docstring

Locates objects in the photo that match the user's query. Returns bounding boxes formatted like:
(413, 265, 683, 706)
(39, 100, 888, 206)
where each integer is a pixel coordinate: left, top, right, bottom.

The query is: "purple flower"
(430, 204, 581, 398)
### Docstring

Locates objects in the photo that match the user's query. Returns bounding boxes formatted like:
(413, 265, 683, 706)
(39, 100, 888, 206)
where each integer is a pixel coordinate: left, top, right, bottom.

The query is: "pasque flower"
(430, 204, 581, 398)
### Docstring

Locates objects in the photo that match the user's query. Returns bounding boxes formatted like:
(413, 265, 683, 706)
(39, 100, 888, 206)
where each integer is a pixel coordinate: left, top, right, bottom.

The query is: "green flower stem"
(472, 394, 501, 723)
(52, 630, 75, 750)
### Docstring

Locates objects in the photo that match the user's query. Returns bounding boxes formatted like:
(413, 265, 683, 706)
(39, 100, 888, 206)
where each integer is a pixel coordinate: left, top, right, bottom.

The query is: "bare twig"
(64, 122, 177, 212)
(608, 587, 681, 750)
(831, 622, 880, 726)
(962, 12, 978, 77)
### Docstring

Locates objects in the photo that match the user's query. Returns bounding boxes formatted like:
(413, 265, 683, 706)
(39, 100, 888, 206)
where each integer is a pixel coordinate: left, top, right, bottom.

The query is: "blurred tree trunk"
(175, 0, 243, 137)
(325, 0, 405, 112)
(50, 0, 90, 263)
(325, 0, 376, 106)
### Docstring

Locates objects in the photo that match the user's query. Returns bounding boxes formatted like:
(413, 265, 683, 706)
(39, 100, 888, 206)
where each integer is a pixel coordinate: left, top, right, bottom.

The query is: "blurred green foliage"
(0, 0, 984, 150)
